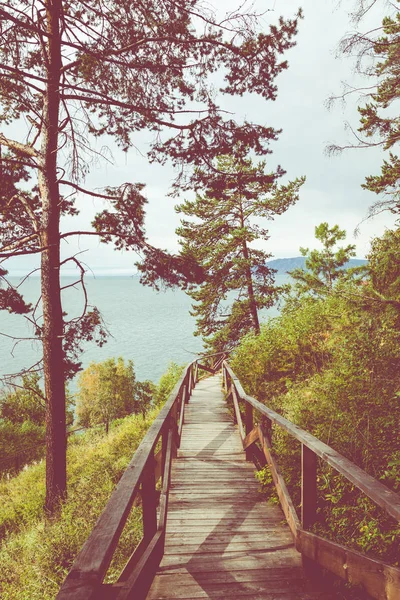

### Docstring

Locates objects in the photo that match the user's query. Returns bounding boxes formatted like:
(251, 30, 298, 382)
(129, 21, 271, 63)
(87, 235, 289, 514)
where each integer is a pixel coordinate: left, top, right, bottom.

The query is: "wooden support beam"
(231, 386, 245, 441)
(258, 425, 301, 541)
(158, 428, 174, 534)
(142, 453, 157, 543)
(177, 388, 186, 444)
(242, 425, 259, 451)
(298, 530, 400, 600)
(116, 530, 164, 600)
(245, 402, 254, 461)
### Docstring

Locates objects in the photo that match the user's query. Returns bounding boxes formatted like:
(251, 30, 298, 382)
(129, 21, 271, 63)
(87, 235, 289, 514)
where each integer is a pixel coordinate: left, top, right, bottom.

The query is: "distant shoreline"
(6, 256, 368, 278)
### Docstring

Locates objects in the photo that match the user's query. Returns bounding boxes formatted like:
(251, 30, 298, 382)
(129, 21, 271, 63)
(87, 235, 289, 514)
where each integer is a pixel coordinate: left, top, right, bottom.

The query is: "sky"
(7, 0, 398, 276)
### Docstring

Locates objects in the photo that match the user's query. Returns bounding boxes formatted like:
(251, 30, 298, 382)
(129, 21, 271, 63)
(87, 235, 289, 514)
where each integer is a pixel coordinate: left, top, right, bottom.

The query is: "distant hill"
(267, 257, 368, 274)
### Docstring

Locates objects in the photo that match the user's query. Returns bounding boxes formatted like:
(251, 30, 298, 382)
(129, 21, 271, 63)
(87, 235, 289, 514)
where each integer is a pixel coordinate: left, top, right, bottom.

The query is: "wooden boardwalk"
(147, 375, 327, 600)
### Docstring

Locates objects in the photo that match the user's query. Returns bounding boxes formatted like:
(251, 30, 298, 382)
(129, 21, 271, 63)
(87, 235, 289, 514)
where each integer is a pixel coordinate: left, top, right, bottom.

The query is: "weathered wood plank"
(298, 530, 400, 600)
(158, 427, 174, 534)
(243, 426, 259, 451)
(258, 424, 301, 542)
(301, 444, 317, 531)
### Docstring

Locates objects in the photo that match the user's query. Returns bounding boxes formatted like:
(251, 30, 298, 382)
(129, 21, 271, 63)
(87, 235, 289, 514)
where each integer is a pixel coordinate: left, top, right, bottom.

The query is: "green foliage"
(289, 222, 357, 296)
(232, 225, 400, 565)
(0, 421, 45, 476)
(75, 357, 154, 432)
(359, 9, 400, 210)
(0, 409, 159, 599)
(153, 362, 185, 407)
(367, 227, 400, 304)
(0, 374, 45, 426)
(177, 153, 304, 352)
(0, 374, 74, 476)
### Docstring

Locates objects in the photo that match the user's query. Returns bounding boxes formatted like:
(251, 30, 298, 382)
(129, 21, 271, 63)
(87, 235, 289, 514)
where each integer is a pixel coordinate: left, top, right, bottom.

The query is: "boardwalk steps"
(147, 375, 328, 599)
(58, 355, 400, 600)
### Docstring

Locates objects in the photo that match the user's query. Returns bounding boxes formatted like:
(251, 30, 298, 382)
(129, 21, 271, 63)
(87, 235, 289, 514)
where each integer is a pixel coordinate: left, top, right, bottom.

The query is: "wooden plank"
(142, 452, 157, 542)
(224, 363, 400, 522)
(158, 549, 302, 570)
(116, 530, 164, 600)
(258, 424, 301, 542)
(148, 575, 310, 599)
(158, 427, 174, 534)
(148, 566, 304, 585)
(243, 426, 259, 451)
(245, 401, 254, 461)
(178, 387, 186, 441)
(231, 385, 245, 440)
(298, 530, 400, 600)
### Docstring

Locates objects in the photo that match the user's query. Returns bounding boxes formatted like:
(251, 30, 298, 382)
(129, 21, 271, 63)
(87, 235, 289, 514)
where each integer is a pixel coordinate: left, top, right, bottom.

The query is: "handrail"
(58, 353, 223, 600)
(224, 362, 400, 522)
(57, 360, 198, 600)
(223, 361, 400, 600)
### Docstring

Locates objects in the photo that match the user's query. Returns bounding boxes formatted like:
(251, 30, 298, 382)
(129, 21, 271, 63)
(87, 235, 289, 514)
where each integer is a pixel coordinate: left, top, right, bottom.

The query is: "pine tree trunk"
(40, 0, 67, 514)
(242, 241, 261, 334)
(239, 203, 260, 335)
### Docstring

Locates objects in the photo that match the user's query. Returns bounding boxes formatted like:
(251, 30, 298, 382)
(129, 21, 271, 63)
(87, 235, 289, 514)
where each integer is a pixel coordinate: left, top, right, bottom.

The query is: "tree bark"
(239, 201, 260, 335)
(242, 239, 261, 334)
(39, 0, 67, 513)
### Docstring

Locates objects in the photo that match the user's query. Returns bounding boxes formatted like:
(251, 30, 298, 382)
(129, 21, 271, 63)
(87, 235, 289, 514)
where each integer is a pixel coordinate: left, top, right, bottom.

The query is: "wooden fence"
(223, 361, 400, 600)
(57, 353, 227, 600)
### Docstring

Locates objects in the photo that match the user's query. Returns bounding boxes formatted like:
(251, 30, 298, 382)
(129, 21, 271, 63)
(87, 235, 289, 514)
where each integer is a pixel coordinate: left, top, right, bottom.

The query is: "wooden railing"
(57, 360, 199, 600)
(194, 351, 229, 379)
(223, 361, 400, 600)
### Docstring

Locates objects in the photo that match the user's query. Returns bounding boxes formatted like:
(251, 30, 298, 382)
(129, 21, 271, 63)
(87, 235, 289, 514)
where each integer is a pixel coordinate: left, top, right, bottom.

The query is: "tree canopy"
(0, 0, 302, 510)
(177, 153, 304, 351)
(288, 222, 357, 297)
(76, 358, 154, 433)
(329, 3, 400, 218)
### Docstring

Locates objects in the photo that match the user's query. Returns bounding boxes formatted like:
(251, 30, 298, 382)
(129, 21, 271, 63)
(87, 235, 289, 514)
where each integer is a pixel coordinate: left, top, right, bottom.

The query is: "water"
(0, 275, 286, 385)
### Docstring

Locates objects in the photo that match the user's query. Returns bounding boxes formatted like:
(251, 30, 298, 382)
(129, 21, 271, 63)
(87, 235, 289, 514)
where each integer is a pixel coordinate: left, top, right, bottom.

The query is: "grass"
(0, 409, 159, 600)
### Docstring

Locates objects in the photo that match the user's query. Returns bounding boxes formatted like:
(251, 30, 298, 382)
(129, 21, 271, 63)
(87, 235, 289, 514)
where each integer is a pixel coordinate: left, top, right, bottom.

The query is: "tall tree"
(328, 3, 400, 218)
(0, 0, 301, 511)
(177, 153, 304, 351)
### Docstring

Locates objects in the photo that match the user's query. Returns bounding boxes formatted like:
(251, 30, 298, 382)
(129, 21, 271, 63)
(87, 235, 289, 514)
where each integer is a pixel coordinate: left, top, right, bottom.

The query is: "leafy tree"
(153, 362, 185, 407)
(0, 0, 301, 511)
(75, 358, 153, 432)
(367, 226, 400, 308)
(177, 153, 304, 351)
(288, 223, 357, 297)
(231, 225, 400, 564)
(0, 374, 45, 426)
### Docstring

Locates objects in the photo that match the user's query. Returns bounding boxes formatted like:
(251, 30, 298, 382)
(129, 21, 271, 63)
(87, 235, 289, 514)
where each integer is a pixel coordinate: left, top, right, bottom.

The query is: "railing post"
(171, 402, 179, 458)
(245, 401, 253, 462)
(142, 451, 157, 542)
(301, 444, 317, 530)
(185, 375, 190, 404)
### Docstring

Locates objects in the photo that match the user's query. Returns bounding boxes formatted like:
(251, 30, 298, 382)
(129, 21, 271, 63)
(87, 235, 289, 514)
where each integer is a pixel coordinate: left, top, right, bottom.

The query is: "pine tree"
(0, 0, 301, 511)
(328, 4, 400, 217)
(177, 153, 304, 351)
(289, 223, 357, 297)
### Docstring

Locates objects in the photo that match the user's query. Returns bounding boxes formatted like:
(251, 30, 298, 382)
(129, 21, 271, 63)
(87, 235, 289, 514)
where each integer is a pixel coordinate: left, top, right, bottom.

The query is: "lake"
(0, 275, 285, 386)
